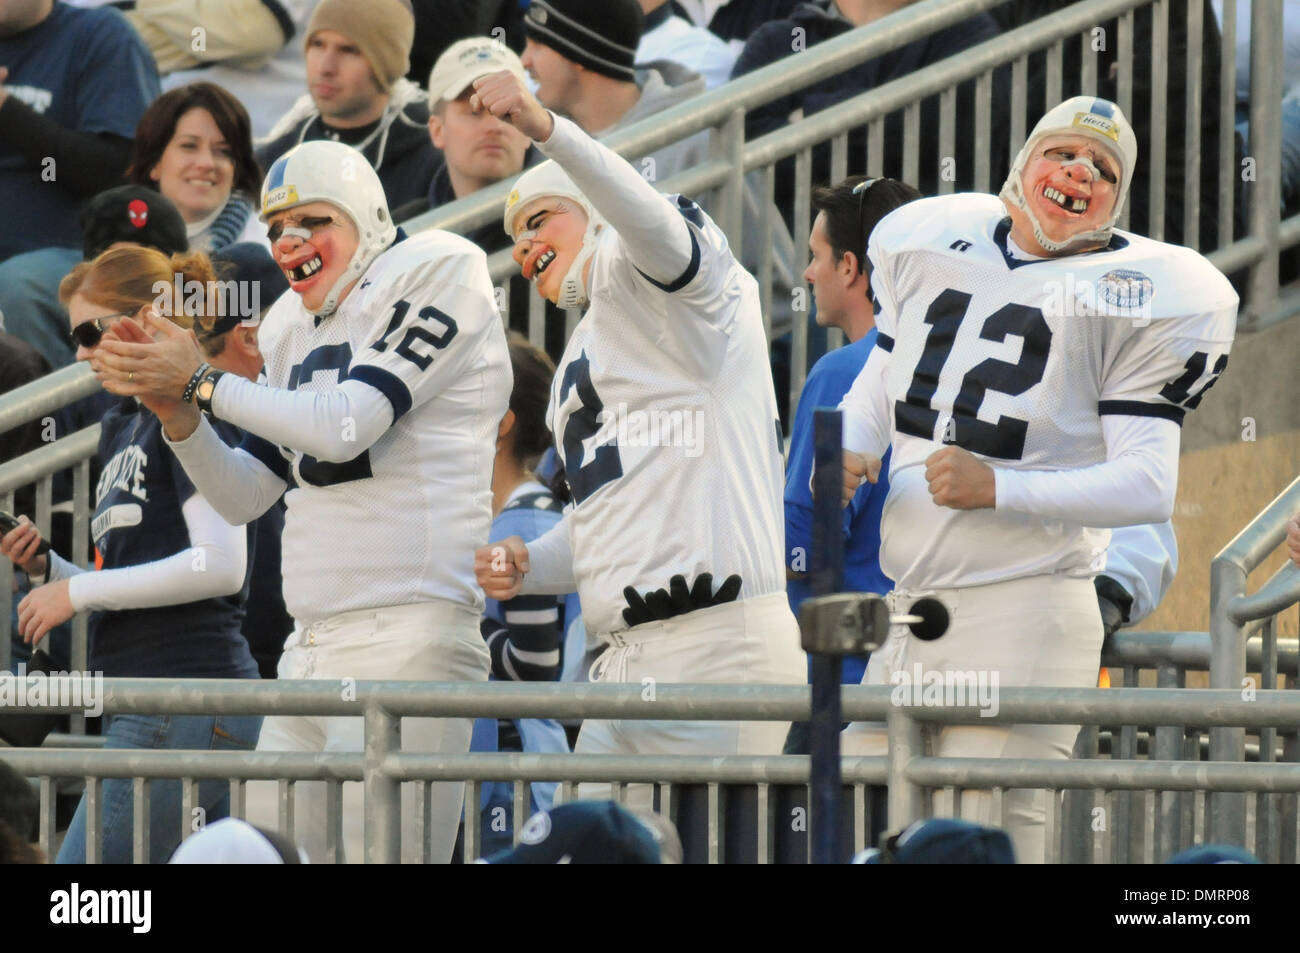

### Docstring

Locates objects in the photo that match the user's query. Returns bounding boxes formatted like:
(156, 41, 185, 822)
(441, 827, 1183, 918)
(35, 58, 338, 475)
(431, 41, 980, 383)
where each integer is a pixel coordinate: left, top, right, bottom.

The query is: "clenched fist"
(1287, 515, 1300, 569)
(924, 445, 996, 510)
(474, 535, 531, 601)
(842, 451, 882, 507)
(470, 70, 554, 142)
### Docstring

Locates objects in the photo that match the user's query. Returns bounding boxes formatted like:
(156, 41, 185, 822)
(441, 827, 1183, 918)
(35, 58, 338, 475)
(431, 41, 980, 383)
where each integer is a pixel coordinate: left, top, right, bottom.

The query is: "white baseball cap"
(428, 37, 528, 109)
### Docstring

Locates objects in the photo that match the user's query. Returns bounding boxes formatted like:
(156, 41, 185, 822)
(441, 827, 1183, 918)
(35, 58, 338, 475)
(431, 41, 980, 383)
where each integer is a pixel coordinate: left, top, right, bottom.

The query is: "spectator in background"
(201, 242, 293, 680)
(523, 0, 701, 154)
(0, 185, 189, 372)
(1, 245, 263, 864)
(126, 83, 269, 253)
(145, 1, 322, 142)
(126, 1, 294, 95)
(522, 0, 801, 358)
(781, 175, 918, 757)
(733, 0, 1010, 230)
(393, 37, 540, 244)
(390, 36, 548, 351)
(785, 177, 920, 670)
(470, 333, 583, 856)
(257, 0, 439, 211)
(637, 0, 738, 89)
(0, 0, 158, 263)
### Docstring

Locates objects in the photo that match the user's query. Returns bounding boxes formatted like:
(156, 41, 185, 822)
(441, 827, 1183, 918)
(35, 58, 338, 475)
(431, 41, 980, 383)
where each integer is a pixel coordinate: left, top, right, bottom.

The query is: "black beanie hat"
(80, 186, 189, 260)
(524, 0, 644, 83)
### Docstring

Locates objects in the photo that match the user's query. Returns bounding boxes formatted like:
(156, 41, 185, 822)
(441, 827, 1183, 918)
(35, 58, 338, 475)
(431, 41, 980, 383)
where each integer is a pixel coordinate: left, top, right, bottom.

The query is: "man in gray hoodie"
(522, 0, 801, 353)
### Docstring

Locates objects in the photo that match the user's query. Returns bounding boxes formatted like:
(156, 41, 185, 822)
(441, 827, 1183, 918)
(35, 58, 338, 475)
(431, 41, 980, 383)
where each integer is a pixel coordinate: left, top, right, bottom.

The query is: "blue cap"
(853, 818, 1016, 864)
(481, 801, 665, 864)
(1167, 844, 1261, 864)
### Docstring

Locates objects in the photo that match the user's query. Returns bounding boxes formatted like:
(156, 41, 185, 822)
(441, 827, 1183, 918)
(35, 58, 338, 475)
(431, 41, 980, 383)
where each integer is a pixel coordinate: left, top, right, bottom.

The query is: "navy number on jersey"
(559, 352, 623, 505)
(372, 299, 458, 370)
(895, 289, 1052, 460)
(1159, 351, 1228, 410)
(287, 343, 373, 486)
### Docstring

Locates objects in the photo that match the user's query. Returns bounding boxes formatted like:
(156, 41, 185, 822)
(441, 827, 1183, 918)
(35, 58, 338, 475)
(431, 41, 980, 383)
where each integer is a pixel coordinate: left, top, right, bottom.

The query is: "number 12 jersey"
(842, 193, 1237, 591)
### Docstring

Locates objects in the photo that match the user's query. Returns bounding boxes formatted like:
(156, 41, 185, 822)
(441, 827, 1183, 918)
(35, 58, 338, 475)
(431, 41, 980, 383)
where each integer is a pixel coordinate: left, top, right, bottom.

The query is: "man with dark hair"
(786, 176, 922, 632)
(257, 0, 440, 211)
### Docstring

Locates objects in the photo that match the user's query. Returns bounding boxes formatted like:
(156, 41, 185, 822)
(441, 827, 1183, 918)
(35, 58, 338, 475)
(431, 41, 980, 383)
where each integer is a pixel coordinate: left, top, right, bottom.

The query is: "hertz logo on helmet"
(263, 185, 301, 214)
(1071, 113, 1121, 141)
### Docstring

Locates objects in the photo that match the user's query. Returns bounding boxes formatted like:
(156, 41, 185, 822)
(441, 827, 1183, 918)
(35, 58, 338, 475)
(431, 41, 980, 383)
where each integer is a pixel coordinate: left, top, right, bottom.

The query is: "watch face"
(198, 379, 215, 401)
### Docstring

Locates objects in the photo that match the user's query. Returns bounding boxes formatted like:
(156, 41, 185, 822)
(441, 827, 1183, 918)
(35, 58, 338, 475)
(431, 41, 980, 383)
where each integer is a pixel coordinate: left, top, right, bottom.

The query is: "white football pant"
(841, 573, 1103, 863)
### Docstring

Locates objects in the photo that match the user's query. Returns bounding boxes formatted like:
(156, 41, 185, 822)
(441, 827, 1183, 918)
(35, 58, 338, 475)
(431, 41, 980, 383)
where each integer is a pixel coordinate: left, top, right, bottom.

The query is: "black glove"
(1094, 574, 1134, 640)
(622, 573, 743, 627)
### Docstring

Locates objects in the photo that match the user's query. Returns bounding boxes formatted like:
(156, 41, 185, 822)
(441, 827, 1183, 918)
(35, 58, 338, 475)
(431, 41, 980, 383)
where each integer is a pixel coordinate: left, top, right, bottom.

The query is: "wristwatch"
(195, 370, 226, 414)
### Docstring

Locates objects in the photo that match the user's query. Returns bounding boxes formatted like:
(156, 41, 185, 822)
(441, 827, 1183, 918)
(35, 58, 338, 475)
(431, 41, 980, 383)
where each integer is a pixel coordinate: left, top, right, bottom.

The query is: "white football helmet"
(504, 160, 605, 310)
(260, 140, 396, 316)
(1000, 96, 1138, 254)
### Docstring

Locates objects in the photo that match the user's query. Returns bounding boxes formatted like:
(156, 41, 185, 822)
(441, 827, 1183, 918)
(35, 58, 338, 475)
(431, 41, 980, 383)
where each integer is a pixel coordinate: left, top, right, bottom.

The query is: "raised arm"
(470, 70, 695, 286)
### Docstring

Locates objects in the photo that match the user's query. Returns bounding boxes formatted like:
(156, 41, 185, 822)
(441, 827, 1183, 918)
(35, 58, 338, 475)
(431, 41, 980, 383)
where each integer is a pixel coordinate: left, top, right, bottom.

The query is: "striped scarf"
(202, 195, 255, 251)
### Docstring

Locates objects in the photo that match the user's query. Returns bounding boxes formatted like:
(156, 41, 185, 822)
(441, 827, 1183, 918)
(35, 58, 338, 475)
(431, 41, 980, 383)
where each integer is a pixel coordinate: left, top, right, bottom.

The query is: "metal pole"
(1209, 555, 1248, 844)
(809, 408, 846, 864)
(1245, 0, 1284, 321)
(364, 702, 402, 863)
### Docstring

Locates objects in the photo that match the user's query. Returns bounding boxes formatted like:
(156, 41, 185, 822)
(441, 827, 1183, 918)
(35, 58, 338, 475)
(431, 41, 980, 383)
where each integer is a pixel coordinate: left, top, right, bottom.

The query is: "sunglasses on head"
(852, 177, 881, 276)
(70, 311, 134, 350)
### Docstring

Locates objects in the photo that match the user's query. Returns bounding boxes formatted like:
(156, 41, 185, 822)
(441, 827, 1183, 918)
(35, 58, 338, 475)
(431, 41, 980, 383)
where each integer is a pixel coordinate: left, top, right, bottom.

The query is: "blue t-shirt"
(784, 331, 892, 684)
(88, 399, 258, 679)
(0, 3, 159, 257)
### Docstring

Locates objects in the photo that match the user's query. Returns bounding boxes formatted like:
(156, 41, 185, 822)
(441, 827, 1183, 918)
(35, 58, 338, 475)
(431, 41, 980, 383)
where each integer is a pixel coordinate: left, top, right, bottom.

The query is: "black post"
(808, 408, 845, 864)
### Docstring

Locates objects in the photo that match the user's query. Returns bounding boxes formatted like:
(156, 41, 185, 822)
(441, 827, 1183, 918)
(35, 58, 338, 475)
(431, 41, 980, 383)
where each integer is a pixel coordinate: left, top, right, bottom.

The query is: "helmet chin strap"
(553, 217, 604, 311)
(304, 239, 386, 318)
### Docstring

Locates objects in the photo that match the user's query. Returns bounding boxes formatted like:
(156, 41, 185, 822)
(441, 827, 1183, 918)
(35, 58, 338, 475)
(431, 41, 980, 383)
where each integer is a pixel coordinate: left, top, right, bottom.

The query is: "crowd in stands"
(0, 0, 1287, 865)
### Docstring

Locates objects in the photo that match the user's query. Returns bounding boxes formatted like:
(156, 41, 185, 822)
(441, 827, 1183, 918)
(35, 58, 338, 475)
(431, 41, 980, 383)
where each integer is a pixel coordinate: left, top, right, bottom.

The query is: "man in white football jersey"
(837, 97, 1237, 861)
(93, 139, 512, 863)
(470, 69, 804, 777)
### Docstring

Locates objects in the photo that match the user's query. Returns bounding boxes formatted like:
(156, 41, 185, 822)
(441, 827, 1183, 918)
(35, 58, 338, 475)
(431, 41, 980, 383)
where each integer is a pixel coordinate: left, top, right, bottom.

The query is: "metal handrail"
(0, 362, 96, 439)
(5, 677, 1300, 725)
(0, 424, 100, 496)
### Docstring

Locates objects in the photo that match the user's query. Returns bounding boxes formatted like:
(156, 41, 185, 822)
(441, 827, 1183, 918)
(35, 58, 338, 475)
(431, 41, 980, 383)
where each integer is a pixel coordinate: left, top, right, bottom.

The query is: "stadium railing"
(3, 679, 1300, 863)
